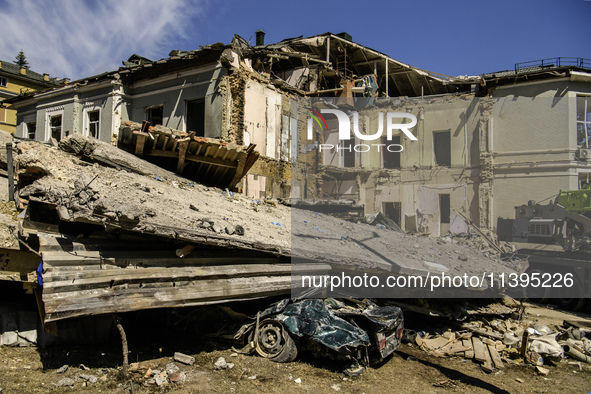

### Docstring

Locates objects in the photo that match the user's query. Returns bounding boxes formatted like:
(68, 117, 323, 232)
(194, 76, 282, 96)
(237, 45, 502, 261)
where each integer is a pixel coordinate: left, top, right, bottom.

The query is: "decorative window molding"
(82, 102, 103, 139)
(45, 108, 64, 142)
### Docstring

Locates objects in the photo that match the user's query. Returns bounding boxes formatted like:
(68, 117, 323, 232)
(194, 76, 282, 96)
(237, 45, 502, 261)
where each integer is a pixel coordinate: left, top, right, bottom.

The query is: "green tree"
(14, 50, 29, 69)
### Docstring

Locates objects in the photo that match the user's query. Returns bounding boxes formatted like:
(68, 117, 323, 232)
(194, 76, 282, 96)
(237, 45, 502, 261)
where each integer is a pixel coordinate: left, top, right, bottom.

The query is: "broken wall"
(301, 96, 483, 236)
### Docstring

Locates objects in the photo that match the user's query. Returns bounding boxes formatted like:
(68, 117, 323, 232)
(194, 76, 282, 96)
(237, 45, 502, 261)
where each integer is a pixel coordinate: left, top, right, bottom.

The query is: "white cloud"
(0, 0, 204, 80)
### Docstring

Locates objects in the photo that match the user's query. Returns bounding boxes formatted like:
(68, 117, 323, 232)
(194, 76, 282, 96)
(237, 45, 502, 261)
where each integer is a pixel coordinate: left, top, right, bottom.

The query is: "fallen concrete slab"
(10, 139, 524, 322)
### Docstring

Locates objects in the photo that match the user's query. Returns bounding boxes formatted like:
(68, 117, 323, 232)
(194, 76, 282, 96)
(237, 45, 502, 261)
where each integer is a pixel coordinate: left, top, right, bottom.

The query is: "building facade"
(9, 35, 591, 237)
(0, 60, 60, 135)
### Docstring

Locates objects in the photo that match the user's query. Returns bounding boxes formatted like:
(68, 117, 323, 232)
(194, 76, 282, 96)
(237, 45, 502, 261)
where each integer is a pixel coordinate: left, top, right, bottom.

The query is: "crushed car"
(234, 298, 404, 376)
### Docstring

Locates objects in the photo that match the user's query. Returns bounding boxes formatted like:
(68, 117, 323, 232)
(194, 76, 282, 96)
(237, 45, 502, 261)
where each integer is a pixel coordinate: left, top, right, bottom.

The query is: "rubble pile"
(13, 133, 522, 280)
(410, 314, 591, 374)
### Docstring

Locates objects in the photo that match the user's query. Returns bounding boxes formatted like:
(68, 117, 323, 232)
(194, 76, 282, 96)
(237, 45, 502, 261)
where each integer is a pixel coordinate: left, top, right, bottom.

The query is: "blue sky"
(0, 0, 589, 81)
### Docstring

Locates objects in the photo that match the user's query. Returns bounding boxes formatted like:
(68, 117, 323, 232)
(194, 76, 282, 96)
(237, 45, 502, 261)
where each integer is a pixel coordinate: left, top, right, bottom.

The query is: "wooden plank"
(42, 264, 295, 293)
(487, 343, 504, 370)
(42, 251, 287, 268)
(176, 140, 189, 174)
(462, 338, 474, 359)
(134, 134, 147, 156)
(472, 337, 487, 363)
(460, 323, 503, 340)
(481, 345, 494, 373)
(42, 276, 294, 322)
(143, 149, 238, 169)
(229, 154, 246, 189)
(0, 249, 40, 273)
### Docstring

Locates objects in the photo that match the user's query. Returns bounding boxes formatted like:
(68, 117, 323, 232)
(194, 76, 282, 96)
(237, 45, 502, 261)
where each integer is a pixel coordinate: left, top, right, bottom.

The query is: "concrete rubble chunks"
(174, 352, 195, 365)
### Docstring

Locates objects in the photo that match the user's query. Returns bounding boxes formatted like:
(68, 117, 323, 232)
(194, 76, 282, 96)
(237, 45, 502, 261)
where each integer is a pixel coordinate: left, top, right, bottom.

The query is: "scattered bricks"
(535, 366, 549, 376)
(169, 372, 186, 383)
(214, 357, 234, 370)
(144, 367, 153, 378)
(154, 376, 168, 387)
(174, 352, 195, 365)
(166, 363, 180, 375)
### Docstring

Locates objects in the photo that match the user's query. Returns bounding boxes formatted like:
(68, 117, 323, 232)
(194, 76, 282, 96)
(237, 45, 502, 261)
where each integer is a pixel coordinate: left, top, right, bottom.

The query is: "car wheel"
(254, 319, 298, 363)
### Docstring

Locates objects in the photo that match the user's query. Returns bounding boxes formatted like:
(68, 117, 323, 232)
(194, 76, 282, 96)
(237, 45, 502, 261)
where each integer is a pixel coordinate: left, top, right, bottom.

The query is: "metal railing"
(515, 57, 591, 73)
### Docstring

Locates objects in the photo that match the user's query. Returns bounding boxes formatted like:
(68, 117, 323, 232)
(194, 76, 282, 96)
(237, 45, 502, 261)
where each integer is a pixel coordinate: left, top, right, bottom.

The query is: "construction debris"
(174, 353, 195, 366)
(409, 307, 591, 374)
(0, 134, 526, 322)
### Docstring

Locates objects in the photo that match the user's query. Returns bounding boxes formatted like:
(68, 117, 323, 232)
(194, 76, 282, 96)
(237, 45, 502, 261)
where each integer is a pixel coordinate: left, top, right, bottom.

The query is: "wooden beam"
(176, 140, 189, 174)
(0, 249, 41, 273)
(134, 134, 147, 157)
(144, 149, 238, 169)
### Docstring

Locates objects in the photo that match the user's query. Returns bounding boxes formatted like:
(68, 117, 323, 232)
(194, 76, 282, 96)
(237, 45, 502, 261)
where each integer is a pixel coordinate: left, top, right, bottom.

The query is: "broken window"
(384, 202, 402, 227)
(27, 122, 36, 140)
(577, 96, 591, 148)
(439, 194, 451, 224)
(186, 98, 205, 137)
(433, 130, 451, 167)
(146, 106, 163, 126)
(87, 110, 100, 138)
(50, 114, 62, 141)
(340, 139, 355, 167)
(383, 136, 401, 169)
(579, 173, 591, 189)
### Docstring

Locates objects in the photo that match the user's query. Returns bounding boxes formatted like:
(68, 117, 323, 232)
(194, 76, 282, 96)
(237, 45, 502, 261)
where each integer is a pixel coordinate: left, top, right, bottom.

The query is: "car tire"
(254, 319, 298, 363)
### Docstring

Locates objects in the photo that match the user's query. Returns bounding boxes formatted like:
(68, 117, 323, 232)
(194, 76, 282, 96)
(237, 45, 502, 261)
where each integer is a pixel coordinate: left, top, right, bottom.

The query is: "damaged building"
(7, 32, 591, 235)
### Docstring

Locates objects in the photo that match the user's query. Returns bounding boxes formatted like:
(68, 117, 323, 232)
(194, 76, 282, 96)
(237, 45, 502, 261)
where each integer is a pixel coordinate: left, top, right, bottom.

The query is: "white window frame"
(45, 107, 64, 142)
(577, 94, 591, 148)
(82, 104, 102, 139)
(21, 114, 36, 139)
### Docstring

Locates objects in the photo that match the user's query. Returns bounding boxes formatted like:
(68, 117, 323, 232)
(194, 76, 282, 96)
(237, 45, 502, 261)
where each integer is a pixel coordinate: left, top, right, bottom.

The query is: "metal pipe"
(6, 142, 14, 202)
(563, 345, 591, 363)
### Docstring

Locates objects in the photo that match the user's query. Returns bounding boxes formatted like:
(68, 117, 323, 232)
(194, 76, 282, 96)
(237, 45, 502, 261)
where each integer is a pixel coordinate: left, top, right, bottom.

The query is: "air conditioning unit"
(576, 148, 591, 159)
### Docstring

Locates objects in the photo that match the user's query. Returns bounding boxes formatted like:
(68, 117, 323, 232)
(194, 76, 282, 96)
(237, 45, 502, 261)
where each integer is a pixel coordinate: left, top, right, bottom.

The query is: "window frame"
(577, 95, 591, 148)
(26, 121, 36, 140)
(83, 104, 102, 139)
(145, 105, 164, 126)
(433, 130, 451, 167)
(185, 98, 206, 137)
(45, 108, 64, 142)
(0, 77, 7, 87)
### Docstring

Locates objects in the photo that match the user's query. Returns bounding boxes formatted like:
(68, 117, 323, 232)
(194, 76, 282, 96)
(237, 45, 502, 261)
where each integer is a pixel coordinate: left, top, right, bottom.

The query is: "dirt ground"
(0, 303, 590, 394)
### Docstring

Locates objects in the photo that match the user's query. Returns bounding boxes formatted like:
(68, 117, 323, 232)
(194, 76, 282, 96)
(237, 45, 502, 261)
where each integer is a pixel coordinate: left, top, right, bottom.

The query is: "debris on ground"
(174, 352, 195, 366)
(406, 307, 591, 374)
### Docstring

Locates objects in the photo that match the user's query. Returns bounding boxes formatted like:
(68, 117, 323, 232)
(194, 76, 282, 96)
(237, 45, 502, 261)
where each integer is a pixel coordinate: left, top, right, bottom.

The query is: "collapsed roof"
(6, 32, 473, 104)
